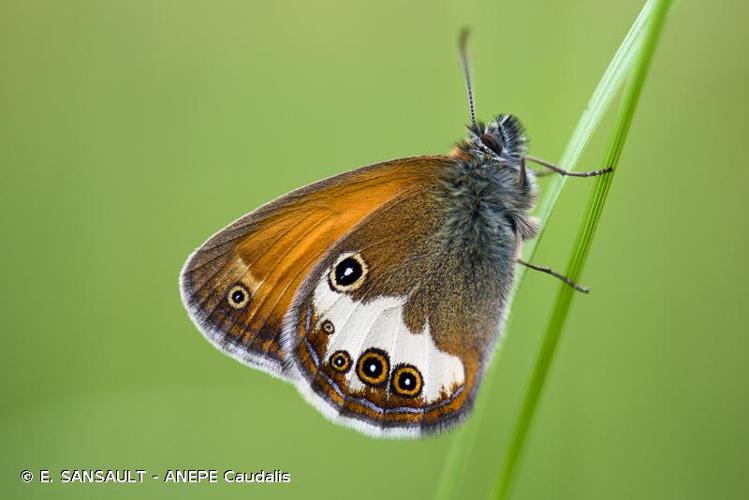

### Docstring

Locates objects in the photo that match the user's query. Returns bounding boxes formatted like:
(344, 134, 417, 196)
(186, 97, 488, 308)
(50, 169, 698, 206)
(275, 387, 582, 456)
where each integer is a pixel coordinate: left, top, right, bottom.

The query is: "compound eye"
(391, 364, 423, 398)
(356, 348, 390, 387)
(226, 284, 251, 309)
(329, 252, 368, 292)
(480, 133, 503, 155)
(329, 351, 352, 374)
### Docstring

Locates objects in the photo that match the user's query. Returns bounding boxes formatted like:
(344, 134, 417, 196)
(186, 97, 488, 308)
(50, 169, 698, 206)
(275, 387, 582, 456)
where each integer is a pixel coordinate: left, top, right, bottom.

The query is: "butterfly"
(179, 30, 610, 438)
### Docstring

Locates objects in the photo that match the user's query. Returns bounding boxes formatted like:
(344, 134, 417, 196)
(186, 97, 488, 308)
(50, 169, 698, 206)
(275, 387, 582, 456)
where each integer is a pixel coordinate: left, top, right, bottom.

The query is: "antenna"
(458, 28, 477, 129)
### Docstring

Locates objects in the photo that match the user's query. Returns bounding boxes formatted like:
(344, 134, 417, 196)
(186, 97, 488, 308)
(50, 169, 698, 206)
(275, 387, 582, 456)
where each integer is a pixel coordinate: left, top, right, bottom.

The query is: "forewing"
(180, 157, 443, 378)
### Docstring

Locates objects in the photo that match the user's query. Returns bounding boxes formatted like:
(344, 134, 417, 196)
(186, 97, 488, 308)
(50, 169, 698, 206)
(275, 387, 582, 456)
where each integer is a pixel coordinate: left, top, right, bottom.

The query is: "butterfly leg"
(531, 168, 556, 178)
(516, 259, 590, 293)
(522, 155, 612, 178)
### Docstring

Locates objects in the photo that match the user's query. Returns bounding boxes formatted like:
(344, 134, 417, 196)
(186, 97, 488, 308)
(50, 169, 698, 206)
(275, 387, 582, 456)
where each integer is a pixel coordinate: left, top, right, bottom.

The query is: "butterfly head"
(457, 114, 528, 167)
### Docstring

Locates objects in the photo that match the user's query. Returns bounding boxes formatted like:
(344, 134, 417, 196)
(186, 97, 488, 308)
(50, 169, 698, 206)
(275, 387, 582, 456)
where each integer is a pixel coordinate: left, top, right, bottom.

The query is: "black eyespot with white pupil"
(356, 348, 389, 387)
(366, 360, 380, 375)
(226, 284, 250, 309)
(336, 257, 361, 285)
(329, 253, 368, 292)
(391, 364, 423, 398)
(321, 320, 335, 334)
(329, 351, 351, 374)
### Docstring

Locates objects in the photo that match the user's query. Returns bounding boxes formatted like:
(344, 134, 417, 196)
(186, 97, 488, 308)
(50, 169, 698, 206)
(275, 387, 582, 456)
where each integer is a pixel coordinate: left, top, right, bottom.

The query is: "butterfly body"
(180, 112, 544, 437)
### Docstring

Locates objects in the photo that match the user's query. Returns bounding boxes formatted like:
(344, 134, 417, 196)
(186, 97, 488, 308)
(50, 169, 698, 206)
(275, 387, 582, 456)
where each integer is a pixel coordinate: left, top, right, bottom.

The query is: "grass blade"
(494, 1, 672, 499)
(433, 2, 666, 499)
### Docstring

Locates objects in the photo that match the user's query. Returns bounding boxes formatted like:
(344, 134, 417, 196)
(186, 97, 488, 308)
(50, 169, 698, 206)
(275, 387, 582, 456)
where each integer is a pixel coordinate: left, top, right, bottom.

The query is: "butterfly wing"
(180, 157, 443, 378)
(281, 170, 516, 437)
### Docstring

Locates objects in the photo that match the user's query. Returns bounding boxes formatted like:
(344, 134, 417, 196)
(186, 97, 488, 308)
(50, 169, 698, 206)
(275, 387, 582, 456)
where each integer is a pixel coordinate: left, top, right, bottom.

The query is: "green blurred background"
(2, 0, 747, 499)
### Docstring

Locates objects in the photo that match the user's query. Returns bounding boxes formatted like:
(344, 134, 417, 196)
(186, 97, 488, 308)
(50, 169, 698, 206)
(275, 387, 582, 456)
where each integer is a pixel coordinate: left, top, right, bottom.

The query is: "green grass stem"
(433, 2, 670, 499)
(494, 1, 672, 498)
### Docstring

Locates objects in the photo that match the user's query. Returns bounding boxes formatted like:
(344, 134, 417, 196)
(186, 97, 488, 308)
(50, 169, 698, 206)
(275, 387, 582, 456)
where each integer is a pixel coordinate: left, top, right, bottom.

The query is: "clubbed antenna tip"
(458, 28, 477, 129)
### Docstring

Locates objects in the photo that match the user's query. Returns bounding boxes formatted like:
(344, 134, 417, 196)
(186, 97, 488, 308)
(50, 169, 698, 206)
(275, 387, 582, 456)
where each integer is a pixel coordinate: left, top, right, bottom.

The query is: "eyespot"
(356, 348, 390, 387)
(480, 133, 503, 155)
(226, 284, 250, 309)
(320, 319, 335, 335)
(329, 350, 352, 373)
(329, 252, 368, 292)
(390, 364, 423, 398)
